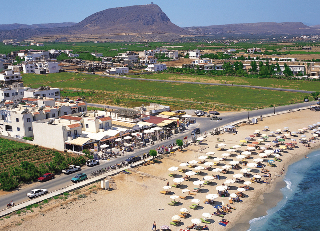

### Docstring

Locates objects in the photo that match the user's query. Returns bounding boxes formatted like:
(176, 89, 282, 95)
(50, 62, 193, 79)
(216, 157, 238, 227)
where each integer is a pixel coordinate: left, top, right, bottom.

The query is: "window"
(20, 92, 23, 95)
(74, 130, 77, 135)
(67, 131, 71, 136)
(28, 127, 32, 131)
(64, 112, 67, 115)
(52, 113, 55, 117)
(17, 127, 20, 131)
(15, 92, 18, 95)
(16, 118, 19, 122)
(12, 93, 14, 96)
(27, 118, 31, 122)
(85, 124, 89, 128)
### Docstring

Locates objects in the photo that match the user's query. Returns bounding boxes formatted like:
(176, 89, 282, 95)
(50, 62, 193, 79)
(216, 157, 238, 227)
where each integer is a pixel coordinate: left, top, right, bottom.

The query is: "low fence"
(0, 156, 156, 218)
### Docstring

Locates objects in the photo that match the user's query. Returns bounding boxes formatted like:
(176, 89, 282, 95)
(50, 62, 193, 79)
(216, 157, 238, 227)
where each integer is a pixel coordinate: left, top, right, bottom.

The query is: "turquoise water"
(248, 149, 320, 231)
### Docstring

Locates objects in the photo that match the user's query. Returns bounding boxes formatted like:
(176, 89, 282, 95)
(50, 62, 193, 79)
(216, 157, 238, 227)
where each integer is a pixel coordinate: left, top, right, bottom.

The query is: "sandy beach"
(1, 109, 320, 231)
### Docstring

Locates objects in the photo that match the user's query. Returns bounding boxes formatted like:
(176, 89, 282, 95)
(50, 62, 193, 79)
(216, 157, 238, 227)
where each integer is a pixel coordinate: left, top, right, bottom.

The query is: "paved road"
(0, 101, 316, 209)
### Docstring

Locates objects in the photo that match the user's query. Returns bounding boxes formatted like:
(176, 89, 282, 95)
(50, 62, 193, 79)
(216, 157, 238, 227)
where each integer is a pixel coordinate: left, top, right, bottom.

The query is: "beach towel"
(219, 221, 229, 227)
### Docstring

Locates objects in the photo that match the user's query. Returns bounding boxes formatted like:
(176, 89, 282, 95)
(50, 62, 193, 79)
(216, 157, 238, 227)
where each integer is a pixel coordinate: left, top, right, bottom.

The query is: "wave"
(249, 215, 267, 224)
(284, 179, 292, 190)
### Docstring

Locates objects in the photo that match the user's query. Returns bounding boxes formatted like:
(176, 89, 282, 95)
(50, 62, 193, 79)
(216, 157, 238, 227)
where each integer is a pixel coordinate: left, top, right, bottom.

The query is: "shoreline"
(229, 144, 320, 231)
(1, 109, 320, 231)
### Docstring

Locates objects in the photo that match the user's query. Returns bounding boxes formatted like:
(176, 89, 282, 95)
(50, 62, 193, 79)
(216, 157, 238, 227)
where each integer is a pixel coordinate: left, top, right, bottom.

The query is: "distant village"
(1, 39, 320, 78)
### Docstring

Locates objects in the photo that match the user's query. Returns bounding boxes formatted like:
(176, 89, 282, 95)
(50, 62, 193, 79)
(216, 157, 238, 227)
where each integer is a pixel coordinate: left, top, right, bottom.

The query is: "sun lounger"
(189, 192, 196, 196)
(190, 204, 197, 210)
(229, 198, 234, 204)
(170, 221, 178, 226)
(160, 190, 169, 194)
(179, 196, 187, 200)
(201, 218, 210, 224)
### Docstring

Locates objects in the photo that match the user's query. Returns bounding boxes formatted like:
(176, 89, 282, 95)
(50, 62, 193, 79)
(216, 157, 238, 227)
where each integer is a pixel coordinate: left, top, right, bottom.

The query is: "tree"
(149, 149, 157, 159)
(222, 62, 234, 75)
(176, 139, 183, 150)
(283, 63, 293, 77)
(311, 92, 320, 100)
(250, 61, 258, 73)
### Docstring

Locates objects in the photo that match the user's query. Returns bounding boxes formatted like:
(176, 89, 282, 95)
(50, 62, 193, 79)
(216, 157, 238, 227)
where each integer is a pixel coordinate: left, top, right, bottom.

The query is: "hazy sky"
(2, 0, 319, 27)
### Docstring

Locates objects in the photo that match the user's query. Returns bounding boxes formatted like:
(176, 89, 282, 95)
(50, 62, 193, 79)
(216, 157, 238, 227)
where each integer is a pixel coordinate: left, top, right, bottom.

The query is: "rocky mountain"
(70, 4, 185, 34)
(0, 4, 186, 41)
(185, 22, 320, 36)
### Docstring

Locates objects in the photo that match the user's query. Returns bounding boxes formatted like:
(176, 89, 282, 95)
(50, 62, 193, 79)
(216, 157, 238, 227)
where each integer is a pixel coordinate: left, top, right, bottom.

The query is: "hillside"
(0, 22, 76, 31)
(185, 22, 320, 36)
(0, 4, 186, 41)
(70, 4, 185, 34)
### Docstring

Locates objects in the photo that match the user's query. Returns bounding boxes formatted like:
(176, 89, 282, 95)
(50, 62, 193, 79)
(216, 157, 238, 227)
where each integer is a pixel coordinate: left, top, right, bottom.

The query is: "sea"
(248, 149, 320, 231)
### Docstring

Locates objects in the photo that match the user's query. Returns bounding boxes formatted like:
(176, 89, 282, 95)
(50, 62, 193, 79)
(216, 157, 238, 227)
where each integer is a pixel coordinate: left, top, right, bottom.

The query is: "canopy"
(65, 137, 93, 146)
(191, 219, 201, 225)
(168, 167, 179, 172)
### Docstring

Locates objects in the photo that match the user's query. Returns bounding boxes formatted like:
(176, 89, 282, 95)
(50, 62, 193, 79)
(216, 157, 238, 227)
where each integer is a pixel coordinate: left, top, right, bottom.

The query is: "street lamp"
(274, 105, 275, 114)
(248, 111, 249, 120)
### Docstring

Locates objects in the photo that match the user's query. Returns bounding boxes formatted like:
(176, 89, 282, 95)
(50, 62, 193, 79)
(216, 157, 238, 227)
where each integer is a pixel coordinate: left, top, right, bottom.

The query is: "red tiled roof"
(78, 102, 86, 106)
(99, 117, 112, 121)
(33, 112, 40, 115)
(60, 115, 82, 121)
(44, 110, 50, 113)
(22, 98, 38, 101)
(143, 116, 166, 124)
(4, 101, 13, 105)
(67, 123, 81, 128)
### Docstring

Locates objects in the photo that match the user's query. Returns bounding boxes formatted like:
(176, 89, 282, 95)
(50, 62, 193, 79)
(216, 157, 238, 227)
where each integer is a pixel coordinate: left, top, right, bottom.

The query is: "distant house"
(247, 48, 261, 53)
(115, 51, 139, 63)
(22, 61, 60, 74)
(165, 50, 179, 59)
(106, 67, 129, 75)
(91, 53, 103, 58)
(145, 63, 167, 72)
(188, 49, 201, 59)
(0, 69, 22, 84)
(140, 56, 157, 65)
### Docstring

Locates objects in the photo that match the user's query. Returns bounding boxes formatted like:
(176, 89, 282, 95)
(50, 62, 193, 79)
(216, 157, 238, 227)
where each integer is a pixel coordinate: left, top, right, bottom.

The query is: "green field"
(132, 72, 320, 91)
(22, 72, 308, 111)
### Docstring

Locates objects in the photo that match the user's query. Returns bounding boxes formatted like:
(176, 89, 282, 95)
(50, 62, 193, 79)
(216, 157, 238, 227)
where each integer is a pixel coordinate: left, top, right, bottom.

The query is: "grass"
(132, 72, 320, 92)
(22, 72, 308, 111)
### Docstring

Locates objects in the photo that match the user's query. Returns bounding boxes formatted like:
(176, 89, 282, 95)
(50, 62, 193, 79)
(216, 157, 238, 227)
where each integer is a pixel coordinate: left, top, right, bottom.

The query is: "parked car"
(191, 128, 201, 135)
(210, 116, 222, 120)
(209, 111, 220, 115)
(86, 159, 99, 167)
(125, 156, 141, 164)
(194, 110, 204, 117)
(62, 165, 81, 174)
(38, 173, 55, 182)
(71, 173, 88, 183)
(175, 110, 186, 116)
(27, 189, 48, 198)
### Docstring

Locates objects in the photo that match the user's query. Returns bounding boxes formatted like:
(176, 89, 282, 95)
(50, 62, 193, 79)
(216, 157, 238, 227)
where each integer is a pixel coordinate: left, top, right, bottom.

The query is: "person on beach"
(152, 221, 156, 230)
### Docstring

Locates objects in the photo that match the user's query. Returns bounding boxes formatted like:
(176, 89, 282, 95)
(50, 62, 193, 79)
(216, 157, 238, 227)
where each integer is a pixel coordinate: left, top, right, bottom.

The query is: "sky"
(2, 0, 319, 27)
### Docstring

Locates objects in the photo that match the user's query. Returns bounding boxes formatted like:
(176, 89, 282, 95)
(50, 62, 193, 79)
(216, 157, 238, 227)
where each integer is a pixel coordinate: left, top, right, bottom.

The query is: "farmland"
(22, 72, 307, 111)
(0, 138, 86, 191)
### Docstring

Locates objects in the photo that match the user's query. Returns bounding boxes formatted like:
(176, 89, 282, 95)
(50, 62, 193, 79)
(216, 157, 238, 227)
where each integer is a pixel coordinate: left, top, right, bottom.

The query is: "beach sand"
(1, 109, 319, 231)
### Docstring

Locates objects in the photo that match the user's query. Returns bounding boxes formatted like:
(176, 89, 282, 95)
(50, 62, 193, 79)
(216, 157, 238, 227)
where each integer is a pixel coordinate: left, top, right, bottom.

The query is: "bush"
(149, 149, 157, 159)
(0, 172, 19, 191)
